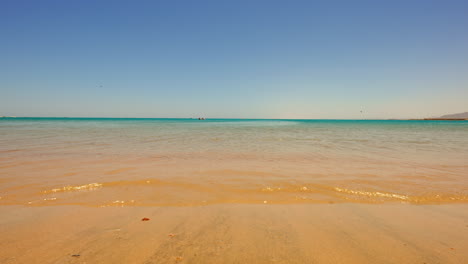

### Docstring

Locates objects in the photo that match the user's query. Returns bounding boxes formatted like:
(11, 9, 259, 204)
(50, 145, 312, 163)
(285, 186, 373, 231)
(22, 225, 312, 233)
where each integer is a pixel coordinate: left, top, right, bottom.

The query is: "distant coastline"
(413, 111, 468, 121)
(410, 118, 468, 121)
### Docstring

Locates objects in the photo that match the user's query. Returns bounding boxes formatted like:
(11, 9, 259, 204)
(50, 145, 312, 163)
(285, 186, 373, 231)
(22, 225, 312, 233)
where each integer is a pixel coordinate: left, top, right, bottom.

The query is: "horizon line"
(0, 116, 452, 121)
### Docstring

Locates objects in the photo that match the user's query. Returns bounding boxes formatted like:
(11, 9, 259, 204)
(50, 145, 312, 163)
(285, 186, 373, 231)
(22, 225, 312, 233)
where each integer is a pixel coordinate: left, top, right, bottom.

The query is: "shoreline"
(1, 118, 467, 263)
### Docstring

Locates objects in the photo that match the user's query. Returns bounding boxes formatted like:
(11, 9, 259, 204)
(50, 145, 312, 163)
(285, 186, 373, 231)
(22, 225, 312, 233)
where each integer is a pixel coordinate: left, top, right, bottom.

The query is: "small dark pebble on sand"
(71, 254, 80, 257)
(142, 218, 150, 221)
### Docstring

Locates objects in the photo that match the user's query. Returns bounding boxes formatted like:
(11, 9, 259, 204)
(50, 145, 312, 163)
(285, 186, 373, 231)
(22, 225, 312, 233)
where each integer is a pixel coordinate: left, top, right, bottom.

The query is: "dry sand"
(1, 204, 467, 264)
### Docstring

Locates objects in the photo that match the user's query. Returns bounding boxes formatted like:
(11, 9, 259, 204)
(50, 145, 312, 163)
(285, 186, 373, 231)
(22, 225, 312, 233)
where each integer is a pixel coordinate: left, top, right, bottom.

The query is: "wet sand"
(1, 119, 468, 263)
(1, 204, 467, 264)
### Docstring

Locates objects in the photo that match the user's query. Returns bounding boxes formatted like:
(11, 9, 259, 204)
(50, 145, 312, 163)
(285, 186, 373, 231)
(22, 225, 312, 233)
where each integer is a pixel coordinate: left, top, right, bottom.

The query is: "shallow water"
(1, 118, 467, 206)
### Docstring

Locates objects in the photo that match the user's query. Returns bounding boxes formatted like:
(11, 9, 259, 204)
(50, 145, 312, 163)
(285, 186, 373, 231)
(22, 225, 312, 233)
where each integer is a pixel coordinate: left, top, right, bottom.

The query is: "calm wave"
(1, 118, 467, 206)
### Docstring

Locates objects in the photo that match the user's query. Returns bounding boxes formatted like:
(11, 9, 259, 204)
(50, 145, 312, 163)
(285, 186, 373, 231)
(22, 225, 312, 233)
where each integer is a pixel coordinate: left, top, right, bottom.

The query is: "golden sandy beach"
(1, 119, 468, 263)
(1, 204, 467, 263)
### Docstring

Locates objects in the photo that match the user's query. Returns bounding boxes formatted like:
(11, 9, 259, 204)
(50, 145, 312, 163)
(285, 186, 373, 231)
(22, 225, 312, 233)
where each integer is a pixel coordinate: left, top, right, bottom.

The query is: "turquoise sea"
(0, 118, 467, 206)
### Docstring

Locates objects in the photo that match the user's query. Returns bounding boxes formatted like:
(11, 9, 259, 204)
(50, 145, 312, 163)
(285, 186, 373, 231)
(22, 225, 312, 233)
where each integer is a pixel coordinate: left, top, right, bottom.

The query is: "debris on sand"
(141, 218, 150, 221)
(71, 254, 80, 257)
(168, 233, 176, 238)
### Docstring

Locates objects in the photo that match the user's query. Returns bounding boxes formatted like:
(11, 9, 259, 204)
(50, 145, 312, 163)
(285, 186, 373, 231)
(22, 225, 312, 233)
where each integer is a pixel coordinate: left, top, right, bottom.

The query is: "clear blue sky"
(1, 0, 467, 118)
